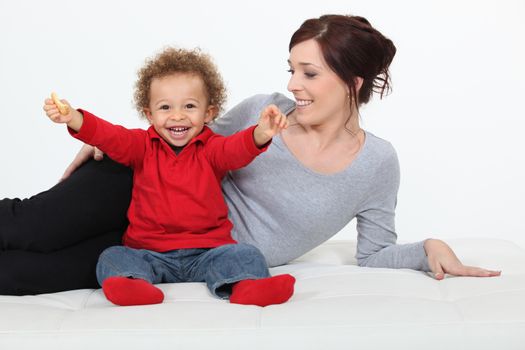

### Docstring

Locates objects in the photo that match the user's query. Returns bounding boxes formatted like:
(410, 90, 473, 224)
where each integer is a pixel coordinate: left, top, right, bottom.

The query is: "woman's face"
(287, 39, 350, 127)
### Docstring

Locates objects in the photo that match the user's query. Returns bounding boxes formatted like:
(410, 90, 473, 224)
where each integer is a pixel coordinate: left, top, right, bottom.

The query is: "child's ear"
(143, 108, 153, 123)
(204, 105, 219, 123)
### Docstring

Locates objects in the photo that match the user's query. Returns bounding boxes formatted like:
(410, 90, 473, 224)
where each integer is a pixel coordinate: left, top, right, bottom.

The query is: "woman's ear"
(204, 105, 219, 123)
(354, 77, 364, 93)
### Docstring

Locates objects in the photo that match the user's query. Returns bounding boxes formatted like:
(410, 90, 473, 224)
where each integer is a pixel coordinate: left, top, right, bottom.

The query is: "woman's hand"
(60, 144, 105, 181)
(424, 238, 501, 280)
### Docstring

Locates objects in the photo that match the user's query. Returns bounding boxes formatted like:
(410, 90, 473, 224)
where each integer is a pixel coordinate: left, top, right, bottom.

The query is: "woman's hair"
(134, 47, 227, 120)
(289, 14, 396, 112)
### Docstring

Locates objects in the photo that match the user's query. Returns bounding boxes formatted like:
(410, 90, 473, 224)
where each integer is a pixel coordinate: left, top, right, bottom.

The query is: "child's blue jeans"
(96, 243, 270, 299)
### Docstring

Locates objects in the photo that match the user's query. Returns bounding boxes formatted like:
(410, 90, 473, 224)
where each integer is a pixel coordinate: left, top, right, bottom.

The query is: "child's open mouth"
(168, 127, 190, 139)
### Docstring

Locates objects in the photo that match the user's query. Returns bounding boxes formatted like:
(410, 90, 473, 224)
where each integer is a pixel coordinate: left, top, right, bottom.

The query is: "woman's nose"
(287, 74, 301, 92)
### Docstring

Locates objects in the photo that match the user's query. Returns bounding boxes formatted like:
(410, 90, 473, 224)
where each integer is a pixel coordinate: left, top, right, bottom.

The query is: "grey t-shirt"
(210, 93, 430, 271)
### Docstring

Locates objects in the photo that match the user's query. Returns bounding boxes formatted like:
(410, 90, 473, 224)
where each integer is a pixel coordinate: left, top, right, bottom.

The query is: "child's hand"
(253, 104, 289, 147)
(43, 93, 74, 123)
(43, 93, 83, 131)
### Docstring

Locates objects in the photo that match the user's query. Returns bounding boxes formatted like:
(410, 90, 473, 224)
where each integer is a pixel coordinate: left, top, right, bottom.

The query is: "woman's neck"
(286, 110, 362, 152)
(280, 109, 365, 175)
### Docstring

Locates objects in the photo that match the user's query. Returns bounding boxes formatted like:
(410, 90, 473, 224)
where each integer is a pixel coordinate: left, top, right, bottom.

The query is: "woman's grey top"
(210, 93, 430, 271)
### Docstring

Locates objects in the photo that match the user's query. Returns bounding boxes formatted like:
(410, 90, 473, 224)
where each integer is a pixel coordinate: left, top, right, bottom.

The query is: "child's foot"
(230, 274, 295, 307)
(102, 276, 164, 306)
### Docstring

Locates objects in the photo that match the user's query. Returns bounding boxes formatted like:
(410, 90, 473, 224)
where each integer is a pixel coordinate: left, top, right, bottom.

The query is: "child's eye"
(159, 105, 170, 110)
(185, 104, 196, 109)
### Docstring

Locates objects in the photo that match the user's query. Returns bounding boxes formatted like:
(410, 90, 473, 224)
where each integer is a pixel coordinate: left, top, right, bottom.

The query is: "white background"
(1, 0, 524, 247)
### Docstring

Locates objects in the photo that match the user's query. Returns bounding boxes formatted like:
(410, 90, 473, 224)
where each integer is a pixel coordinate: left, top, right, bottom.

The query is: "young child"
(43, 47, 295, 307)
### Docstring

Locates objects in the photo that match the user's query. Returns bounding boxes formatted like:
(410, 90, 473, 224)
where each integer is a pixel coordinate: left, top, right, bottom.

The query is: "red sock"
(102, 276, 164, 306)
(230, 274, 295, 307)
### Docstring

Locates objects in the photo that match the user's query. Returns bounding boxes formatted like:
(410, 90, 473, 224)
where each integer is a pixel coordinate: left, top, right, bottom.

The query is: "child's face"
(144, 73, 217, 147)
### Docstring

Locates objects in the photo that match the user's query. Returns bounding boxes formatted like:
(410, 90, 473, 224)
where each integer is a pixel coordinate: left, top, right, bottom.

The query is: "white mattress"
(1, 238, 524, 350)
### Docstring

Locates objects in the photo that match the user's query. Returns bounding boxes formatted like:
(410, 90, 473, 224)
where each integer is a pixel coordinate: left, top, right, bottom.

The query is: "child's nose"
(172, 111, 185, 121)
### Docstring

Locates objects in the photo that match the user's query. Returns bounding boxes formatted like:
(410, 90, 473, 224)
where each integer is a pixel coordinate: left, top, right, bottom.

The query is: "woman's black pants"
(0, 157, 132, 295)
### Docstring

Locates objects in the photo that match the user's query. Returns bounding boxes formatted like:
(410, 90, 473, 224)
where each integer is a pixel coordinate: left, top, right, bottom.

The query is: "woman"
(0, 14, 500, 295)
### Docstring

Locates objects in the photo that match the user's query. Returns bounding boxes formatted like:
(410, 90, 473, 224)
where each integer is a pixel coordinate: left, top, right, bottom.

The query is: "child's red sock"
(230, 274, 295, 307)
(102, 276, 164, 306)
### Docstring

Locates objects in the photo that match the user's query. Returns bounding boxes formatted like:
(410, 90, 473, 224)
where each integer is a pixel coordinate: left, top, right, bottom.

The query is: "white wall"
(1, 0, 524, 247)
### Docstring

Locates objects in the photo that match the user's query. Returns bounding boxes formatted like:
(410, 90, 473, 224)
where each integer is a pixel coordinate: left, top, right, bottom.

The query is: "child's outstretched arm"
(43, 93, 146, 168)
(253, 104, 289, 147)
(43, 92, 83, 131)
(205, 104, 288, 172)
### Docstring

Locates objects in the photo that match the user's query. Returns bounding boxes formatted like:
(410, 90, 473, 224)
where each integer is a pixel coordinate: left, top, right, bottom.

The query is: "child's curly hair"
(134, 47, 227, 120)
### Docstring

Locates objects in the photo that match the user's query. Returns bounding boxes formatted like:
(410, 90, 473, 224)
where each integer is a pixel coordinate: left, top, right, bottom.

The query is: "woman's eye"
(287, 68, 316, 78)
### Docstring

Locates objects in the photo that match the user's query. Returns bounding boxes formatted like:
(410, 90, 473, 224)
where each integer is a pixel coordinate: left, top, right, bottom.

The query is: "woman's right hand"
(60, 144, 105, 181)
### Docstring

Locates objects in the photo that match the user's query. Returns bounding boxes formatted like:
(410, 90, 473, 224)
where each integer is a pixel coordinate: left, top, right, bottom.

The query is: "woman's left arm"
(356, 144, 501, 279)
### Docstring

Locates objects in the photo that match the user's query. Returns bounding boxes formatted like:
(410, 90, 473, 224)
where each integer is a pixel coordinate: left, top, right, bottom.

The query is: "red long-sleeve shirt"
(70, 110, 268, 252)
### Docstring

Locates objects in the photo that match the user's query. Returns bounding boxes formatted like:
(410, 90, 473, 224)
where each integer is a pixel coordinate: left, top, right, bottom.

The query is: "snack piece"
(51, 92, 70, 115)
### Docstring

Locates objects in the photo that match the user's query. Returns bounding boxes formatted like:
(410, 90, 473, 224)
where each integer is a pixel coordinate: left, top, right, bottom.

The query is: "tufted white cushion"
(1, 238, 524, 350)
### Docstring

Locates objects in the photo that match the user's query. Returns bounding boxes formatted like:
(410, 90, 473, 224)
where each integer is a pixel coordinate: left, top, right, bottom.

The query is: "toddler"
(43, 47, 294, 307)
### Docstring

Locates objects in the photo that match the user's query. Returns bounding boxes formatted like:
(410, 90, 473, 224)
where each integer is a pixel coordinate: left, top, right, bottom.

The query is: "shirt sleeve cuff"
(242, 125, 271, 156)
(415, 240, 431, 272)
(68, 109, 98, 143)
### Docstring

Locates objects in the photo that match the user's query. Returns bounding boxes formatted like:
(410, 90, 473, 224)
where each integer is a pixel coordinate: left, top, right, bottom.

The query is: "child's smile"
(167, 126, 191, 141)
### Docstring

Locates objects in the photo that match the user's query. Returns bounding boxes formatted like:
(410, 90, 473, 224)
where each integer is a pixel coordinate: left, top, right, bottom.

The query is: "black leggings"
(0, 157, 133, 295)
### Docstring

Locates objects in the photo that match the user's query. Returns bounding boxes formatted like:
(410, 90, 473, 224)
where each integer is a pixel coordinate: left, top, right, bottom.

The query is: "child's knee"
(234, 243, 266, 262)
(96, 246, 129, 285)
(99, 245, 127, 260)
(219, 243, 268, 273)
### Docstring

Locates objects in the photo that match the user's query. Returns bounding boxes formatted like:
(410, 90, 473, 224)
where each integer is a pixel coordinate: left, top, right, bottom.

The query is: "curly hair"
(134, 47, 227, 120)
